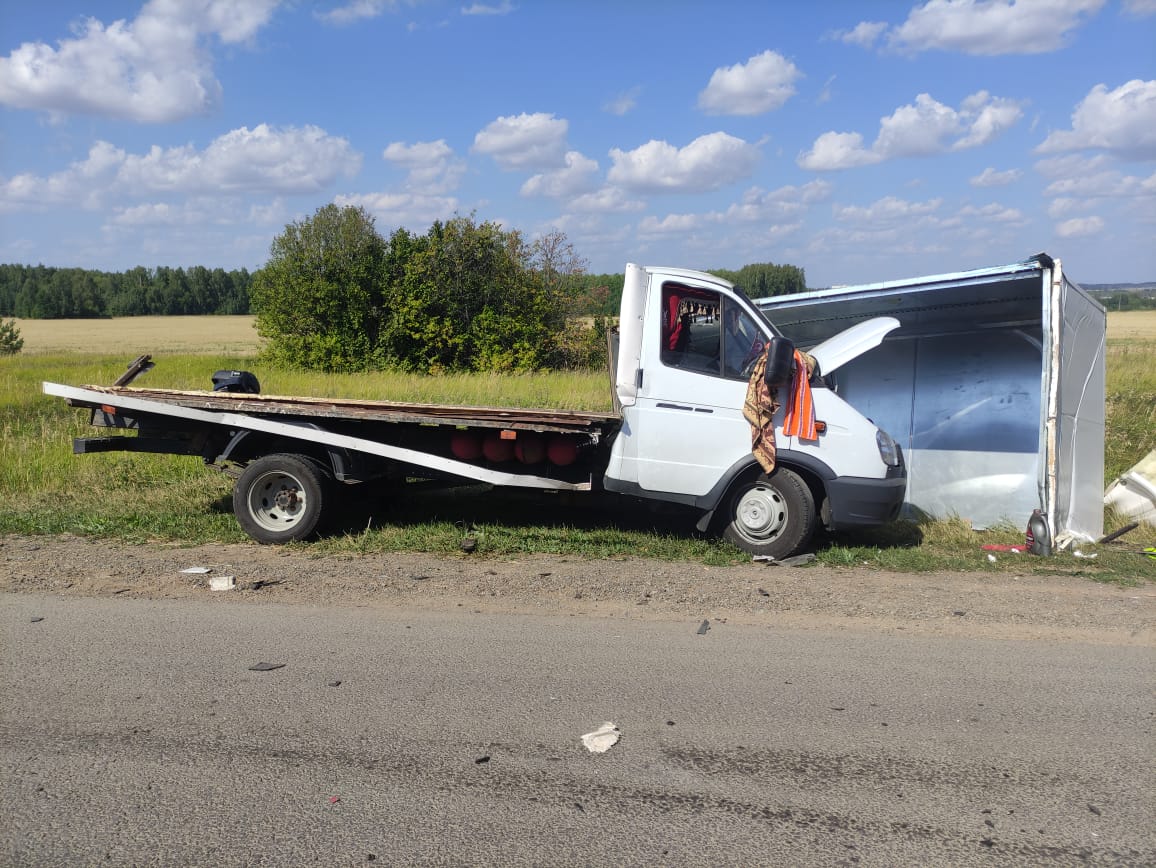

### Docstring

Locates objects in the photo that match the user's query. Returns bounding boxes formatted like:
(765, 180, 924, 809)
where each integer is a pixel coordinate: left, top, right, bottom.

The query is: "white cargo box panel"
(757, 254, 1105, 542)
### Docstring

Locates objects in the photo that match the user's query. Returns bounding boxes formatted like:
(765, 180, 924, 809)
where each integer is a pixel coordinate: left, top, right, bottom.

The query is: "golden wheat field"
(12, 309, 1153, 355)
(12, 316, 261, 355)
(1106, 309, 1156, 340)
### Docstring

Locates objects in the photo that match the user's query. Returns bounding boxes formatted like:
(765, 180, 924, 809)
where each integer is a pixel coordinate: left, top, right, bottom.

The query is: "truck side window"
(721, 303, 764, 380)
(660, 284, 723, 375)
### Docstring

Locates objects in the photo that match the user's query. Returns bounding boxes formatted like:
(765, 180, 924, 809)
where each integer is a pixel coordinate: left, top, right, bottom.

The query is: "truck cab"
(604, 263, 906, 559)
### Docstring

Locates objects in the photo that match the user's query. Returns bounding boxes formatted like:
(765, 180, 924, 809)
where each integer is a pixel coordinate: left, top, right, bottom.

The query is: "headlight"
(876, 429, 901, 467)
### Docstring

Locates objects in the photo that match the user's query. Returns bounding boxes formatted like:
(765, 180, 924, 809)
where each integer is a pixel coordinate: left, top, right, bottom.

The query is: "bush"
(0, 318, 23, 355)
(253, 208, 592, 374)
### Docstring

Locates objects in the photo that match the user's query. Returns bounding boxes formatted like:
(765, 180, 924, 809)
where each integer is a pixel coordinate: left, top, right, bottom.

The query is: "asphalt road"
(2, 593, 1153, 867)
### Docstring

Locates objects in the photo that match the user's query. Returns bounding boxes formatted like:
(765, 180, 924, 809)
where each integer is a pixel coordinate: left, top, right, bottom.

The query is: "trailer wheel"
(721, 468, 815, 559)
(234, 454, 332, 544)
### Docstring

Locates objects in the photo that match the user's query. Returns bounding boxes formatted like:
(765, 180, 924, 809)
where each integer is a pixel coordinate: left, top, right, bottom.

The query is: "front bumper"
(825, 471, 907, 529)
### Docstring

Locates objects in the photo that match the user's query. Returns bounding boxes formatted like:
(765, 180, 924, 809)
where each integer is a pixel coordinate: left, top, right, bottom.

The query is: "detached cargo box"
(758, 253, 1105, 544)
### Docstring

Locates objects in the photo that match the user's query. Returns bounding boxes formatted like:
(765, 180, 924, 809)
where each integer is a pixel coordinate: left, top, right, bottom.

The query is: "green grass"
(3, 342, 1154, 581)
(1105, 337, 1156, 483)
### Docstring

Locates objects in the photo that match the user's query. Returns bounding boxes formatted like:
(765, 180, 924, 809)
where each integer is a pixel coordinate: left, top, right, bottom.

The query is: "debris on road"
(581, 722, 620, 753)
(756, 553, 815, 567)
(30, 616, 44, 623)
(1097, 522, 1138, 544)
(696, 619, 710, 635)
(180, 567, 212, 574)
(248, 662, 286, 672)
(209, 575, 236, 591)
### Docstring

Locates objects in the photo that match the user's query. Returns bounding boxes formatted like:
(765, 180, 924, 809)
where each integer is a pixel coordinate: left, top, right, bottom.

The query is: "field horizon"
(11, 309, 1155, 356)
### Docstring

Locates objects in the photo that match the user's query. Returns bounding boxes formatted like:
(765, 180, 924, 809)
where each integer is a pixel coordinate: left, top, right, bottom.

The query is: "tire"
(721, 467, 816, 559)
(233, 454, 332, 544)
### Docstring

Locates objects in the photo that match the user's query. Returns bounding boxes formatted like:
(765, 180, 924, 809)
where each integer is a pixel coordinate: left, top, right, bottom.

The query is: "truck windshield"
(732, 284, 782, 338)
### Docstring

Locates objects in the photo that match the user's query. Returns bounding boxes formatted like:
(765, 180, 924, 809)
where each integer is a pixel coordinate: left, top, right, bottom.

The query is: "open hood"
(807, 316, 900, 376)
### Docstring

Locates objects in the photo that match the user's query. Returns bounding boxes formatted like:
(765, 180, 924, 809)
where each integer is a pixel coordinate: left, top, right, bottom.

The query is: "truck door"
(630, 281, 763, 496)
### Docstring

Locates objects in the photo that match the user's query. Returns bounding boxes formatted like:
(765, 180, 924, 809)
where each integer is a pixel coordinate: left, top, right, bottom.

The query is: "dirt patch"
(3, 534, 1152, 645)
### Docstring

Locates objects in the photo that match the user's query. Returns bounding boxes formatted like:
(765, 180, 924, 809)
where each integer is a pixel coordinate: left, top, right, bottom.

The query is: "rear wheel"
(234, 454, 332, 544)
(721, 467, 815, 559)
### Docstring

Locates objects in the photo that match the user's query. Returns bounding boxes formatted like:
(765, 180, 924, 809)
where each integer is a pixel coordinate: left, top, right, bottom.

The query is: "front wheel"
(234, 454, 332, 544)
(721, 467, 816, 559)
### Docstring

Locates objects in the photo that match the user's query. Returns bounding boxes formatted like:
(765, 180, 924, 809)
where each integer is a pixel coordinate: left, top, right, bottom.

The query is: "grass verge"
(3, 341, 1154, 582)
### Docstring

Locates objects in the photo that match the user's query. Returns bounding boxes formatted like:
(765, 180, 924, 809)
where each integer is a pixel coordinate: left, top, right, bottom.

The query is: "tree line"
(0, 204, 809, 372)
(0, 264, 253, 318)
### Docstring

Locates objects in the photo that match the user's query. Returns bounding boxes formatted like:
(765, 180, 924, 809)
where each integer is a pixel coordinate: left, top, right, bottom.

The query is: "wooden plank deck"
(87, 385, 622, 434)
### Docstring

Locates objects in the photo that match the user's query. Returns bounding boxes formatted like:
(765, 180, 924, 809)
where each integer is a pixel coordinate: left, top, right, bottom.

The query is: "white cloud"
(334, 191, 460, 227)
(834, 21, 888, 48)
(697, 50, 801, 116)
(1041, 168, 1156, 198)
(521, 151, 600, 198)
(0, 125, 360, 211)
(472, 112, 569, 169)
(1047, 197, 1079, 218)
(317, 1, 391, 25)
(957, 203, 1026, 223)
(834, 196, 944, 223)
(874, 93, 969, 157)
(604, 87, 641, 116)
(1055, 215, 1106, 237)
(566, 187, 646, 214)
(797, 132, 881, 171)
(887, 0, 1105, 56)
(1123, 0, 1156, 14)
(723, 181, 833, 222)
(382, 139, 466, 194)
(638, 213, 703, 235)
(798, 91, 1023, 170)
(0, 0, 281, 122)
(817, 75, 837, 104)
(110, 202, 184, 227)
(953, 92, 1026, 149)
(1034, 153, 1111, 177)
(970, 167, 1023, 187)
(461, 2, 515, 15)
(109, 195, 266, 227)
(1036, 80, 1156, 160)
(127, 125, 361, 193)
(608, 132, 760, 193)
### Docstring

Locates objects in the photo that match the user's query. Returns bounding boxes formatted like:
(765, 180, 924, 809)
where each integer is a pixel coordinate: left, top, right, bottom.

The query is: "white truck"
(43, 263, 906, 559)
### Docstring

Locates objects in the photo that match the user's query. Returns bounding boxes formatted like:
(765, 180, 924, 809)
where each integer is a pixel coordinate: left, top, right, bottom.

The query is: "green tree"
(0, 317, 23, 355)
(251, 204, 389, 372)
(711, 262, 807, 296)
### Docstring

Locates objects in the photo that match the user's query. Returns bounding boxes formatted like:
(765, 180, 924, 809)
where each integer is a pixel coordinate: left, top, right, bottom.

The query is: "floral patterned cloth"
(742, 346, 817, 474)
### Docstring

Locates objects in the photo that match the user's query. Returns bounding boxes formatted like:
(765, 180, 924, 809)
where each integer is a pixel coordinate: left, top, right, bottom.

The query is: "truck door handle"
(656, 402, 694, 411)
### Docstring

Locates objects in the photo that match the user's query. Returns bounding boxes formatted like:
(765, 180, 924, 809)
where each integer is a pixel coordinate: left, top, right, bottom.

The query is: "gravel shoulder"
(2, 533, 1153, 646)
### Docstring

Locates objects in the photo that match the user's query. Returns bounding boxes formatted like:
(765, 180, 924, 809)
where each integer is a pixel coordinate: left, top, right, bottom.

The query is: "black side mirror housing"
(763, 336, 796, 389)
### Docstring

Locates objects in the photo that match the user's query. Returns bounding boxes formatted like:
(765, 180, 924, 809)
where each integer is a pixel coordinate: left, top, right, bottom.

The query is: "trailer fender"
(217, 423, 352, 481)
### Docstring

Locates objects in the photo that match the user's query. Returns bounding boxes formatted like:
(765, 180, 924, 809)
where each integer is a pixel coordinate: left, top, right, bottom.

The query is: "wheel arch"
(217, 426, 351, 481)
(695, 449, 834, 533)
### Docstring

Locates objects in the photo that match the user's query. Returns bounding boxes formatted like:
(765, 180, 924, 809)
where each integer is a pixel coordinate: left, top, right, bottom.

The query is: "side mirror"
(763, 336, 796, 388)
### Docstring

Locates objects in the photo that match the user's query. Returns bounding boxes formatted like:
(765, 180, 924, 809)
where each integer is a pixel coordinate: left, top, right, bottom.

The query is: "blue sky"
(1, 0, 1154, 289)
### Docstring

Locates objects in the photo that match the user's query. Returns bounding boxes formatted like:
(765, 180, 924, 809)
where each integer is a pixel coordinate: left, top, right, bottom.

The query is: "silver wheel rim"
(732, 483, 787, 545)
(246, 470, 309, 533)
